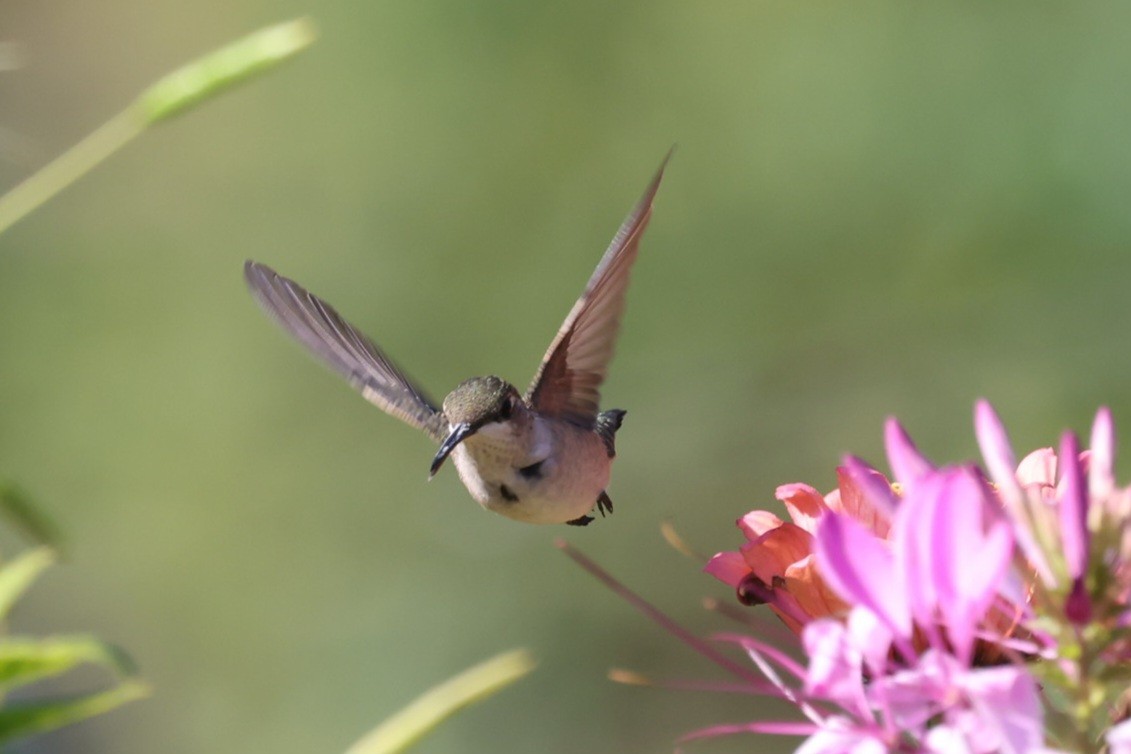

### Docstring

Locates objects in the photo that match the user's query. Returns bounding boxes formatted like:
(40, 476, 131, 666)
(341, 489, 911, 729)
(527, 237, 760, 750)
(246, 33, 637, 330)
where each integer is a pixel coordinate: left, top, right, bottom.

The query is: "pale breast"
(450, 419, 612, 524)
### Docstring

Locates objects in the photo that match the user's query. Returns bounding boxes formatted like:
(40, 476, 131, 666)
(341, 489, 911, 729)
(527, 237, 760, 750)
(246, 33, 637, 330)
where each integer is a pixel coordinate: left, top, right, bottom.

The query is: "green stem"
(1067, 625, 1102, 754)
(0, 107, 145, 236)
(0, 17, 314, 238)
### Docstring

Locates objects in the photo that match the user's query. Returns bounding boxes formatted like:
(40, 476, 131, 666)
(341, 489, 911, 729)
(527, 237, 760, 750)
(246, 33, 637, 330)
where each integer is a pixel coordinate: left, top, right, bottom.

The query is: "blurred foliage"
(0, 496, 146, 749)
(0, 18, 315, 236)
(3, 2, 1131, 753)
(345, 648, 535, 754)
(0, 486, 62, 555)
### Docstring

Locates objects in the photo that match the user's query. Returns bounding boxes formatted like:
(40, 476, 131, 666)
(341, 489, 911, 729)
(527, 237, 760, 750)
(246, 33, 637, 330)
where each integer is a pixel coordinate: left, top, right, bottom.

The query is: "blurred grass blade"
(0, 548, 55, 622)
(0, 679, 148, 744)
(0, 636, 137, 693)
(0, 17, 315, 236)
(660, 519, 706, 562)
(345, 648, 537, 754)
(0, 110, 143, 236)
(138, 18, 316, 124)
(0, 482, 62, 551)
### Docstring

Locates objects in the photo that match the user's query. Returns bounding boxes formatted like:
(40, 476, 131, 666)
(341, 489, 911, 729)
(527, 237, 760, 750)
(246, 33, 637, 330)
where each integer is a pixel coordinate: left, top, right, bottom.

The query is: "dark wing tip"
(638, 146, 675, 212)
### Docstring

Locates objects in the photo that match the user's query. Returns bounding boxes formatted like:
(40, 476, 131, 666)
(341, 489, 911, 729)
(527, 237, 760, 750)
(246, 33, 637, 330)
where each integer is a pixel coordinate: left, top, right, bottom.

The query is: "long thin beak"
(429, 422, 477, 478)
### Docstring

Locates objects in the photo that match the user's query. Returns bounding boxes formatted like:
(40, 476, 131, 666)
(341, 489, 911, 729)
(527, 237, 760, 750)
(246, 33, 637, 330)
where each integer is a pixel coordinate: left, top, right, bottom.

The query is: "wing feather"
(244, 261, 447, 442)
(525, 152, 670, 426)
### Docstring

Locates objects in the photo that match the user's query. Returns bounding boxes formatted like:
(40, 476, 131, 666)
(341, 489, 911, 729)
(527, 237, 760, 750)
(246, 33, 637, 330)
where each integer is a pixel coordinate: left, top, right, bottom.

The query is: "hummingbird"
(244, 155, 668, 526)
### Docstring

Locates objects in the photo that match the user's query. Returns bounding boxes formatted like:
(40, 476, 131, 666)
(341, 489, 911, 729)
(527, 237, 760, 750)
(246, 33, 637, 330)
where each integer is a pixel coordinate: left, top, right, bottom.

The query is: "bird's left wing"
(525, 152, 670, 427)
(244, 261, 447, 442)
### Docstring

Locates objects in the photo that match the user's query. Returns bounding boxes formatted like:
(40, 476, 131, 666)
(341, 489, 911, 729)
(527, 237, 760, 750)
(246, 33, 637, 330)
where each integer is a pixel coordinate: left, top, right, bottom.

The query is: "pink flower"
(815, 461, 1015, 665)
(705, 469, 893, 631)
(796, 614, 1042, 754)
(573, 401, 1131, 754)
(975, 401, 1131, 631)
(1108, 719, 1131, 754)
(696, 402, 1131, 751)
(794, 424, 1037, 752)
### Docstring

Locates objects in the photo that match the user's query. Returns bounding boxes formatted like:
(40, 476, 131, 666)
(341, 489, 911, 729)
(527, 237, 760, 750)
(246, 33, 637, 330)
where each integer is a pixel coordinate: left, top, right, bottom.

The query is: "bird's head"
(429, 376, 524, 477)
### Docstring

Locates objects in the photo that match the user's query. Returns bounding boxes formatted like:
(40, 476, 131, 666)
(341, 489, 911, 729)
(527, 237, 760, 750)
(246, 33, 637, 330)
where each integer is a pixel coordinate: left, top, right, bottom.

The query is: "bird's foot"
(566, 492, 614, 526)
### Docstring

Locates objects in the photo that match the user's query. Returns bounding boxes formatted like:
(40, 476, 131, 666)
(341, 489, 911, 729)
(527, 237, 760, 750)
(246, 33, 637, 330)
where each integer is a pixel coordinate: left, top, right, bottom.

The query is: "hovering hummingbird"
(244, 155, 668, 526)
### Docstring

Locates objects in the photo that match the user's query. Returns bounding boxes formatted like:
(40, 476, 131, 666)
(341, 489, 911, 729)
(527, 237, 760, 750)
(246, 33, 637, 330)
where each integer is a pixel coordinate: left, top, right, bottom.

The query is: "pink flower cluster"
(702, 402, 1131, 753)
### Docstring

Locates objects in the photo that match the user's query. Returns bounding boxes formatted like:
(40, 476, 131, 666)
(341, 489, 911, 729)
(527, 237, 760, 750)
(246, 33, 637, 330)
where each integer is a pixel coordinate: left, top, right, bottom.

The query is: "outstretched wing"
(526, 152, 670, 427)
(244, 261, 447, 442)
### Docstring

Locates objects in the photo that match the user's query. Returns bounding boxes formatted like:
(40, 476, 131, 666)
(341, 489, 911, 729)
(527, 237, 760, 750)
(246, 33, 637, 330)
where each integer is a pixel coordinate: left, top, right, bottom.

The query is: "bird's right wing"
(525, 152, 669, 427)
(244, 261, 447, 443)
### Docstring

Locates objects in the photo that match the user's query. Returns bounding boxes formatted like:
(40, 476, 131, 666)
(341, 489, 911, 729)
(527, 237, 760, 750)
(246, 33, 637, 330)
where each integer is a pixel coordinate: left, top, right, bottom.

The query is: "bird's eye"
(500, 395, 515, 420)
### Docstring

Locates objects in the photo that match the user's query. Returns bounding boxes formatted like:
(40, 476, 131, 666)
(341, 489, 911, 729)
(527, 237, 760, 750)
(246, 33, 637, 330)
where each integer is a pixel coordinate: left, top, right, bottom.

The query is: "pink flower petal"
(954, 664, 1043, 754)
(839, 458, 896, 531)
(892, 475, 939, 637)
(847, 605, 894, 675)
(974, 404, 1056, 588)
(740, 523, 813, 580)
(814, 512, 911, 638)
(923, 725, 974, 754)
(884, 417, 935, 487)
(704, 551, 749, 588)
(1107, 719, 1131, 754)
(897, 467, 1014, 664)
(796, 720, 890, 754)
(1058, 432, 1089, 580)
(738, 510, 785, 539)
(1089, 406, 1116, 501)
(784, 555, 849, 626)
(1016, 448, 1056, 487)
(873, 650, 950, 733)
(974, 400, 1022, 506)
(802, 618, 865, 711)
(778, 483, 830, 534)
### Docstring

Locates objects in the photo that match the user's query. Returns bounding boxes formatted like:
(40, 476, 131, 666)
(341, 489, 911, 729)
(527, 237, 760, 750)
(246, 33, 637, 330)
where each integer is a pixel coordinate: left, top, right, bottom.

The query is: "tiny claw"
(597, 491, 614, 517)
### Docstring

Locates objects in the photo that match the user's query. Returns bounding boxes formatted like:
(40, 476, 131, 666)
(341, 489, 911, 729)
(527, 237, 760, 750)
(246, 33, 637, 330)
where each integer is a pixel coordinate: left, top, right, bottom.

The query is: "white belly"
(449, 419, 612, 524)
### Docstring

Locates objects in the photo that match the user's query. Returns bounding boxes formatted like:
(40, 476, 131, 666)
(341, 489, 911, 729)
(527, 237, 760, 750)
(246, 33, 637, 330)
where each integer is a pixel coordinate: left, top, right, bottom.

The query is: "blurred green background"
(3, 1, 1131, 752)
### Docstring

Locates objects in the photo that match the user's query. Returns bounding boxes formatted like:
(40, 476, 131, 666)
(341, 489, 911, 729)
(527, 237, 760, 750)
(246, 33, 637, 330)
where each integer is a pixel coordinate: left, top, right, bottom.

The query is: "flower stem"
(556, 539, 769, 688)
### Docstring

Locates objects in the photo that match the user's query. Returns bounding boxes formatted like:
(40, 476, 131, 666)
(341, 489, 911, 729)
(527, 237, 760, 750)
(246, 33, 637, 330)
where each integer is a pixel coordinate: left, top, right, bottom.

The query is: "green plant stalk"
(0, 17, 314, 237)
(344, 648, 537, 754)
(0, 110, 143, 236)
(0, 679, 150, 743)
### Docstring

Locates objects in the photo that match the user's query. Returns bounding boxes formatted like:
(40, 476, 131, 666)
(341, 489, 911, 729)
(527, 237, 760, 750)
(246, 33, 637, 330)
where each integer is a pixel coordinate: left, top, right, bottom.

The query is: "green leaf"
(0, 636, 137, 694)
(0, 548, 55, 622)
(0, 483, 63, 551)
(138, 17, 317, 124)
(0, 679, 148, 744)
(345, 648, 537, 754)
